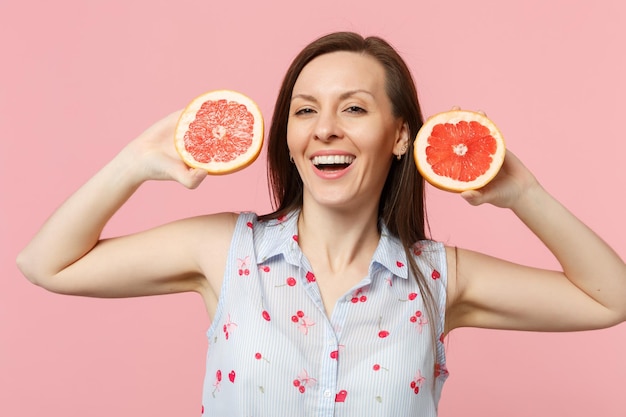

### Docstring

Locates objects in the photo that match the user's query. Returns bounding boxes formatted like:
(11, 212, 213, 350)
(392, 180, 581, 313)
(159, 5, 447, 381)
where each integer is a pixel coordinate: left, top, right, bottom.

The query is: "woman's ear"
(393, 122, 410, 157)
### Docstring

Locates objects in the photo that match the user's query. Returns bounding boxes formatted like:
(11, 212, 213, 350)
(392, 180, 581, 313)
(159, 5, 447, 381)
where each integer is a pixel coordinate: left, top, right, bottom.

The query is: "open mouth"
(311, 155, 355, 171)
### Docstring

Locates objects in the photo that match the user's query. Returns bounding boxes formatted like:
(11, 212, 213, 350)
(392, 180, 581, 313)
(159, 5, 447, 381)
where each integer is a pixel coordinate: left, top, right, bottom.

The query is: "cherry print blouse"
(202, 211, 449, 416)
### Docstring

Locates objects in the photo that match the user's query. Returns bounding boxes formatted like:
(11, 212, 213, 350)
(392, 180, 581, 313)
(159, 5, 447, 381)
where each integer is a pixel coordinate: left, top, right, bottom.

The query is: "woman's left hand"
(460, 150, 539, 209)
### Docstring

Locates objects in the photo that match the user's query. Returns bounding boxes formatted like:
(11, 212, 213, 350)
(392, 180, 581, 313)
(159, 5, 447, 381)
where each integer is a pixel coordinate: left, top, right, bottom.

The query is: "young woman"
(17, 32, 626, 416)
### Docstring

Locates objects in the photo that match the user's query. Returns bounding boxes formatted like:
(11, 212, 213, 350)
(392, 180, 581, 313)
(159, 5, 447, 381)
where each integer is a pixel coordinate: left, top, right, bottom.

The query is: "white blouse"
(202, 211, 449, 416)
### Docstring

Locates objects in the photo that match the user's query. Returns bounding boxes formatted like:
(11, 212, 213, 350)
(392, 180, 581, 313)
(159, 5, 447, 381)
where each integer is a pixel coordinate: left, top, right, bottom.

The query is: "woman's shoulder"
(186, 211, 240, 235)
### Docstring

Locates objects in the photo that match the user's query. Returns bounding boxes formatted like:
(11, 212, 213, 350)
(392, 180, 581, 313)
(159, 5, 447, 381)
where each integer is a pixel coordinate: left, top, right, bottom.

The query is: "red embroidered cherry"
(335, 390, 348, 402)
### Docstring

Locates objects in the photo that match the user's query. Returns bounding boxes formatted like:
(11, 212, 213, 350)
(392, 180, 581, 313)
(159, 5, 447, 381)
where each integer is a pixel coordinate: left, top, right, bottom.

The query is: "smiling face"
(287, 51, 408, 212)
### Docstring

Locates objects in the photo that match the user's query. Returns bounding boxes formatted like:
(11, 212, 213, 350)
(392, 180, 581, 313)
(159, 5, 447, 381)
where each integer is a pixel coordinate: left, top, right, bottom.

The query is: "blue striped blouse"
(202, 210, 449, 416)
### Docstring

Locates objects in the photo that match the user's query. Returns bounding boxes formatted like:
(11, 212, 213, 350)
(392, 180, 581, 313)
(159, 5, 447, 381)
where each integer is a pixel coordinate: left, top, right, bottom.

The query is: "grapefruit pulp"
(413, 109, 505, 192)
(174, 90, 264, 174)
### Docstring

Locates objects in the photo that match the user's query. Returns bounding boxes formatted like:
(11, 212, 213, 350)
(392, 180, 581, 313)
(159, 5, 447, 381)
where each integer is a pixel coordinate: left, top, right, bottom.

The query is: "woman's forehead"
(292, 51, 387, 98)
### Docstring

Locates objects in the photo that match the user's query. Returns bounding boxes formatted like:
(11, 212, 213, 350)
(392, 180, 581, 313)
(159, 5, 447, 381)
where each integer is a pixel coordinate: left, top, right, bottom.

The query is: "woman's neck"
(297, 202, 381, 274)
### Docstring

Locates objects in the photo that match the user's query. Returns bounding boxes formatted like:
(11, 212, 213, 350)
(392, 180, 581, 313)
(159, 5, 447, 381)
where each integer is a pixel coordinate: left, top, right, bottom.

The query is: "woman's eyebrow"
(339, 89, 375, 100)
(291, 93, 317, 103)
(291, 89, 374, 102)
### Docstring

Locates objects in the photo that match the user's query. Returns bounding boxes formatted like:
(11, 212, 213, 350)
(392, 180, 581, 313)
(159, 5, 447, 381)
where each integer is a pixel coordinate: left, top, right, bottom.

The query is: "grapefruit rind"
(413, 110, 505, 192)
(174, 90, 264, 175)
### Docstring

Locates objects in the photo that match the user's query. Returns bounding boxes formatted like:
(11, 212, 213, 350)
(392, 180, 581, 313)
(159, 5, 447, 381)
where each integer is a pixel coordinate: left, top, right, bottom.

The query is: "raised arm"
(445, 151, 626, 333)
(16, 111, 236, 306)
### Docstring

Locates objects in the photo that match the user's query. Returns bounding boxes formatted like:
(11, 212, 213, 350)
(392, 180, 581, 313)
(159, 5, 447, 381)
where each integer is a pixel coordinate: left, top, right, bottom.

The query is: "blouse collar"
(255, 210, 409, 280)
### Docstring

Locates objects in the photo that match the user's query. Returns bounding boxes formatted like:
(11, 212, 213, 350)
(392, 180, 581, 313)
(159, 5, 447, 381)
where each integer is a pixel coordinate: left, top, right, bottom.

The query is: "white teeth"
(311, 155, 355, 165)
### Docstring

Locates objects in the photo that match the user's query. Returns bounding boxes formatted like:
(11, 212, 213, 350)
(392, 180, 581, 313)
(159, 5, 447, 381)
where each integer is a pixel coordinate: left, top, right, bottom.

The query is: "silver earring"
(396, 153, 402, 161)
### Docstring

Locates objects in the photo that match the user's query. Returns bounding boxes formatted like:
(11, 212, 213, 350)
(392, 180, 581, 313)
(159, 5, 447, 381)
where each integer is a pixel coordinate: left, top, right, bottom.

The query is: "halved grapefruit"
(414, 109, 505, 192)
(174, 90, 264, 174)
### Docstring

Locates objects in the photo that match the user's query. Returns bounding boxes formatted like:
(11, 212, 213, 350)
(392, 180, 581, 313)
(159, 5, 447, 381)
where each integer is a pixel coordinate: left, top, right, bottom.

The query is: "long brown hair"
(260, 32, 439, 369)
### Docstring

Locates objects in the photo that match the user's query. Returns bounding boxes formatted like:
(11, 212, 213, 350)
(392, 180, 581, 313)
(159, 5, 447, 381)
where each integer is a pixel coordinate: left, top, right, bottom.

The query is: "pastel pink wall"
(1, 0, 624, 416)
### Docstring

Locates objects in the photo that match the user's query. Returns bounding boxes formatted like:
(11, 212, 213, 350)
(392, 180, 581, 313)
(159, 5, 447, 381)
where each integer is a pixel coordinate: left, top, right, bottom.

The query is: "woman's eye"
(345, 106, 366, 114)
(295, 108, 315, 116)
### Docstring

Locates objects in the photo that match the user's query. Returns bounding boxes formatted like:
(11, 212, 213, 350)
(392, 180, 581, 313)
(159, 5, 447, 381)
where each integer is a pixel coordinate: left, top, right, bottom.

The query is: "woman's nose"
(313, 111, 343, 142)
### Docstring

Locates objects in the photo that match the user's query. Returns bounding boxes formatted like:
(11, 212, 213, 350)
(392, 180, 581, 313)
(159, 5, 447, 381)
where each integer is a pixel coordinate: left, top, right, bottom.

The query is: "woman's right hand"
(121, 110, 208, 189)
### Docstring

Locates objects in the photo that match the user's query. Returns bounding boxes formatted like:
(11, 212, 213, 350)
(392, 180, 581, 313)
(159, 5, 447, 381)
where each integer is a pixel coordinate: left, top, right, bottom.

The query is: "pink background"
(1, 0, 625, 415)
